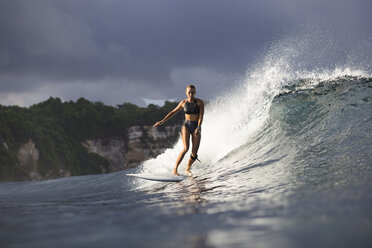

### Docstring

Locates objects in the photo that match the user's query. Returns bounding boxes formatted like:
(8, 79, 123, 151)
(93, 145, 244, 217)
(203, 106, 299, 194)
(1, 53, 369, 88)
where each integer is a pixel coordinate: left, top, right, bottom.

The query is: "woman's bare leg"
(172, 126, 190, 175)
(185, 132, 201, 175)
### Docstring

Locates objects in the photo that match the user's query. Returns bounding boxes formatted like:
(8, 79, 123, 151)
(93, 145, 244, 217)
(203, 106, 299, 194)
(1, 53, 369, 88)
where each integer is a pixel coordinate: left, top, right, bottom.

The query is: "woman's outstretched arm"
(153, 100, 184, 127)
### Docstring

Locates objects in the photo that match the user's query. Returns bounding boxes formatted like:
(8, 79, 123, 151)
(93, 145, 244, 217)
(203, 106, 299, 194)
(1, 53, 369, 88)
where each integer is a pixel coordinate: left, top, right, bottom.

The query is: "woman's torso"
(183, 99, 200, 121)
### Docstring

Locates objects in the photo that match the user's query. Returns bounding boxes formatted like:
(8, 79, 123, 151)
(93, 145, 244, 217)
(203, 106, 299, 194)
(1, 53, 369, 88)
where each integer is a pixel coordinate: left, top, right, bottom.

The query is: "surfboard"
(126, 173, 188, 182)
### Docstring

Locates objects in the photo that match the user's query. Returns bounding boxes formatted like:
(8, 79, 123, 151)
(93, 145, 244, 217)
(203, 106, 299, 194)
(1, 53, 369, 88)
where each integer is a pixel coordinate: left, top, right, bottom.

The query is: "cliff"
(5, 125, 180, 181)
(82, 125, 180, 171)
(0, 97, 184, 181)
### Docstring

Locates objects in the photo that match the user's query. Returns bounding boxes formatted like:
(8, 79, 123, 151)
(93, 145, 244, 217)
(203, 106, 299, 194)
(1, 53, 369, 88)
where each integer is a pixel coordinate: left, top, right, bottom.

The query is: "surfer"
(153, 84, 204, 176)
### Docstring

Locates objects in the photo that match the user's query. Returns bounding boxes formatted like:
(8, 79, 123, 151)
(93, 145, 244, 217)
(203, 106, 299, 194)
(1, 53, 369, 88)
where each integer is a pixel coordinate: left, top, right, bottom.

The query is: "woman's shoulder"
(196, 98, 204, 105)
(179, 99, 187, 106)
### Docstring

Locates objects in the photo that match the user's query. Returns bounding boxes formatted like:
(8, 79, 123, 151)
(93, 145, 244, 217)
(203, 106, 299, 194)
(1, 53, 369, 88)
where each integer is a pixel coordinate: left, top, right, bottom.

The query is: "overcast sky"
(0, 0, 371, 107)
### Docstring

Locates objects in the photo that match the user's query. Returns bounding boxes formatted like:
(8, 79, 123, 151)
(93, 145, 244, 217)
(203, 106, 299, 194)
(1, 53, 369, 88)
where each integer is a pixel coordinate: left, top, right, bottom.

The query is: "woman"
(153, 85, 204, 176)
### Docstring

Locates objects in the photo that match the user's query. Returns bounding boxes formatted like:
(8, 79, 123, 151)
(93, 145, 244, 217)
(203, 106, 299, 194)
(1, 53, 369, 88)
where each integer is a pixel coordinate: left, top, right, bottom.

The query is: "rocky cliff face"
(17, 140, 41, 180)
(83, 125, 180, 171)
(15, 125, 180, 180)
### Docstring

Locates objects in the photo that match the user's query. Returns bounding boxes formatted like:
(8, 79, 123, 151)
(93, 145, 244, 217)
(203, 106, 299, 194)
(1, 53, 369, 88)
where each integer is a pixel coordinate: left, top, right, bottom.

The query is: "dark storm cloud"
(0, 0, 371, 106)
(0, 1, 284, 82)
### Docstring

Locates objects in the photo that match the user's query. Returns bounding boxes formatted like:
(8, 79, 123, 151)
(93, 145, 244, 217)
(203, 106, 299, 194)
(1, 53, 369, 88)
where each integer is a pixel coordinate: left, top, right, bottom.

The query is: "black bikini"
(183, 100, 200, 114)
(183, 100, 200, 133)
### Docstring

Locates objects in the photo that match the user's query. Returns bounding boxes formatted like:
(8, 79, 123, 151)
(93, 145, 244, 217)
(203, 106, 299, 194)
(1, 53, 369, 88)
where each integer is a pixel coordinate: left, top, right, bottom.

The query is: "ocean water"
(1, 38, 372, 248)
(1, 70, 371, 248)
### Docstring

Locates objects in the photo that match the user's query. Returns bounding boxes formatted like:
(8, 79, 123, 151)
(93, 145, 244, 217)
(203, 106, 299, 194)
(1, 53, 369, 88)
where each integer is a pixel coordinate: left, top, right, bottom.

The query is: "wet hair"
(186, 84, 196, 90)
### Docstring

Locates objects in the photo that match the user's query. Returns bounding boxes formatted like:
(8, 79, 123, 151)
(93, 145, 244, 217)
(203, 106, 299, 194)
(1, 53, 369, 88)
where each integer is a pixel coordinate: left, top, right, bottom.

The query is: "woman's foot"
(172, 169, 179, 176)
(185, 170, 193, 176)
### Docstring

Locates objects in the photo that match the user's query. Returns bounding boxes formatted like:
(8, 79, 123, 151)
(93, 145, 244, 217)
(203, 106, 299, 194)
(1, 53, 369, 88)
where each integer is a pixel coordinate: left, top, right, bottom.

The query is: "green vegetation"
(0, 97, 182, 181)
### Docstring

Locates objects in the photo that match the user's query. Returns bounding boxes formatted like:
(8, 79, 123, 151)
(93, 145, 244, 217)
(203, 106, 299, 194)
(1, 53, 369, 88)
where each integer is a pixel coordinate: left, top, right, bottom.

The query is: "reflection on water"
(143, 175, 224, 215)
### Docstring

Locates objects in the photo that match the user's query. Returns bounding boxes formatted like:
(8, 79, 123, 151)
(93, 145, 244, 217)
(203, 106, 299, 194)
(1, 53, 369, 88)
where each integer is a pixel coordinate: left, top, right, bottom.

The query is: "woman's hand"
(153, 121, 163, 127)
(194, 127, 201, 135)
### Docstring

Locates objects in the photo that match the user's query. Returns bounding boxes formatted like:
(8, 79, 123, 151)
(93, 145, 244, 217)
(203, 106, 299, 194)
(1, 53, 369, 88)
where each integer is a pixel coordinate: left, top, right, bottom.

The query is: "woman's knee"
(182, 146, 189, 154)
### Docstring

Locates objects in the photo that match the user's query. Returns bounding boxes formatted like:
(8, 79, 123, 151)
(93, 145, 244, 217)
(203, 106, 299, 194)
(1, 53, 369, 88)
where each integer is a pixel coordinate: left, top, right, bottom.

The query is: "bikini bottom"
(183, 120, 198, 133)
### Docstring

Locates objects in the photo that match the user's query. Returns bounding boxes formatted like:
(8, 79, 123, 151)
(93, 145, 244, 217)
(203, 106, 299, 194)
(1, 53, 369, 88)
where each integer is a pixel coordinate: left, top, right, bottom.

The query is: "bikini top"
(183, 100, 200, 114)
